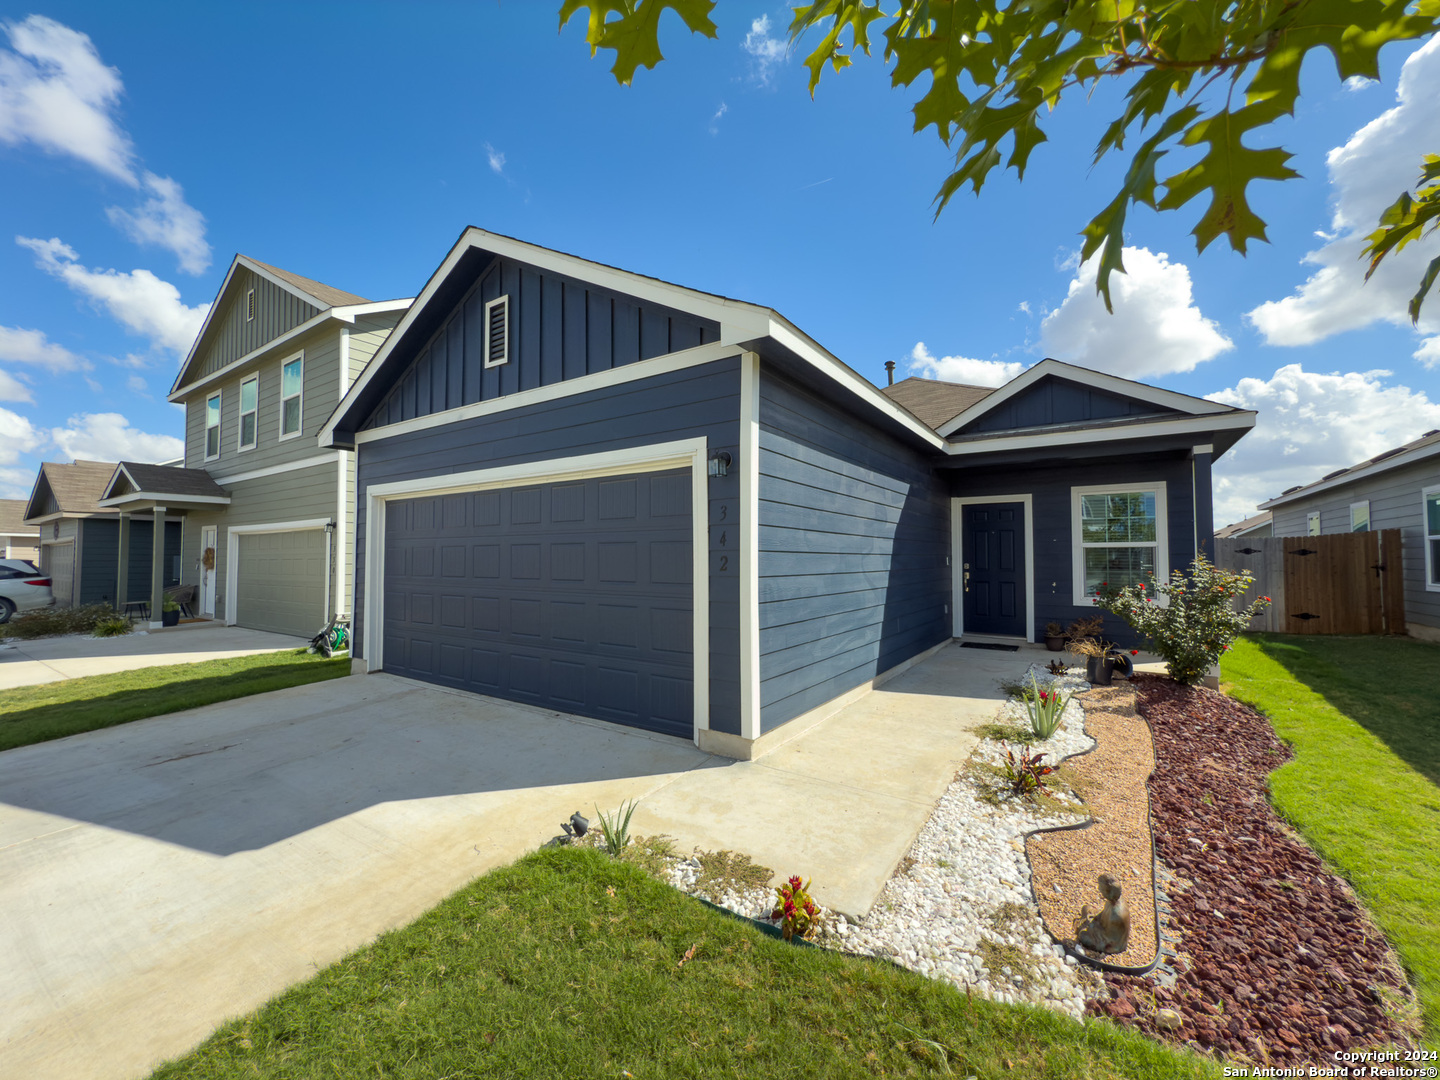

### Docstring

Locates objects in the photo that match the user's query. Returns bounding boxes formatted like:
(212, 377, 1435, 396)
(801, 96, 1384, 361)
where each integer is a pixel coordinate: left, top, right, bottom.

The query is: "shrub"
(770, 875, 821, 941)
(4, 603, 118, 640)
(92, 614, 134, 638)
(1021, 674, 1068, 739)
(1095, 554, 1270, 685)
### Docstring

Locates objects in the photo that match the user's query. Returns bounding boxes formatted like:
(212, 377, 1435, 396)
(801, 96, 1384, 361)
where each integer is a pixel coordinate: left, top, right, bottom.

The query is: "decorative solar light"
(708, 450, 732, 478)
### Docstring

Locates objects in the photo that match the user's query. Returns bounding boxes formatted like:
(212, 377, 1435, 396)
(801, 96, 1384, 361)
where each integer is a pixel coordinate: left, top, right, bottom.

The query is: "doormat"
(960, 642, 1020, 652)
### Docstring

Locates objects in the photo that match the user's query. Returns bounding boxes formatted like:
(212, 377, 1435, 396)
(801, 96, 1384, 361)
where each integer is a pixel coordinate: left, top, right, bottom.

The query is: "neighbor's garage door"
(43, 541, 74, 607)
(234, 529, 327, 638)
(382, 469, 693, 738)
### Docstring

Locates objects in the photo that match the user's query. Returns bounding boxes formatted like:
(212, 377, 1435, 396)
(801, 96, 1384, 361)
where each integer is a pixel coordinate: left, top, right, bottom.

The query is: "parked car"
(0, 558, 54, 623)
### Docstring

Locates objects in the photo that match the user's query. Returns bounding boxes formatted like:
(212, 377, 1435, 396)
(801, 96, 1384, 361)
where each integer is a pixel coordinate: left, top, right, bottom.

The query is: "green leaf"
(1362, 155, 1440, 321)
(562, 0, 717, 85)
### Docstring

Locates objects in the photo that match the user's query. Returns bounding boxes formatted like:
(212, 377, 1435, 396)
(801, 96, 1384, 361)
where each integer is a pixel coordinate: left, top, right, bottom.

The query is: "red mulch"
(1087, 675, 1412, 1064)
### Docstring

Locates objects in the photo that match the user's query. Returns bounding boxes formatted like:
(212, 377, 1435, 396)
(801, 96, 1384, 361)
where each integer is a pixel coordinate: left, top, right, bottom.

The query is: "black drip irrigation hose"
(1017, 677, 1166, 978)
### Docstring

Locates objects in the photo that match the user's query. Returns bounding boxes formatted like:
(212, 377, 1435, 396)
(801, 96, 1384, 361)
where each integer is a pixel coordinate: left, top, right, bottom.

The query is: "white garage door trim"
(225, 519, 332, 629)
(363, 437, 710, 740)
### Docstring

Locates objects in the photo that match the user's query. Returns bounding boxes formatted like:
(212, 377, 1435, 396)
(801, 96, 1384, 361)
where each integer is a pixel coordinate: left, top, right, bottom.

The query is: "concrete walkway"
(0, 624, 308, 690)
(0, 641, 1030, 1080)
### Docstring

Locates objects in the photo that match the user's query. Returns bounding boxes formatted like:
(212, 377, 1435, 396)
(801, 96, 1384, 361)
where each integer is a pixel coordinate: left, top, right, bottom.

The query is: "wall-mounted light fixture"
(707, 451, 732, 478)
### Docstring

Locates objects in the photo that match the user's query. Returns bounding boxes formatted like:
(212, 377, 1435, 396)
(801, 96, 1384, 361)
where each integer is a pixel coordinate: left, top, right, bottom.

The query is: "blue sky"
(1, 3, 1438, 525)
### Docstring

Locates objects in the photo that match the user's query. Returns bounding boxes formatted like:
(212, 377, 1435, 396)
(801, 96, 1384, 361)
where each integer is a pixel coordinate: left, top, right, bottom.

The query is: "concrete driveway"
(0, 642, 1028, 1080)
(0, 624, 309, 690)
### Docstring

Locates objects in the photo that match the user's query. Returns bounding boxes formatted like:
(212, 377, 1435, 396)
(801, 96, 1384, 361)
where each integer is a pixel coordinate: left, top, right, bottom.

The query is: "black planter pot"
(1086, 655, 1116, 685)
(1044, 635, 1065, 652)
(161, 609, 180, 627)
(1110, 651, 1135, 678)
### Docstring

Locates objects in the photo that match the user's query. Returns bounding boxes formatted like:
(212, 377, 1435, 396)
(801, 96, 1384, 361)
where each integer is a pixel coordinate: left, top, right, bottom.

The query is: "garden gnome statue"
(1074, 873, 1131, 955)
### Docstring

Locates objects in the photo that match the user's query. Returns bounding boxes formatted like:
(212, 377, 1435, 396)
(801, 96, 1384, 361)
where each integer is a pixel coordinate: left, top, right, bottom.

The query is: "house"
(320, 228, 1255, 759)
(1215, 511, 1272, 539)
(21, 460, 181, 608)
(0, 500, 39, 563)
(1259, 428, 1440, 641)
(92, 255, 410, 632)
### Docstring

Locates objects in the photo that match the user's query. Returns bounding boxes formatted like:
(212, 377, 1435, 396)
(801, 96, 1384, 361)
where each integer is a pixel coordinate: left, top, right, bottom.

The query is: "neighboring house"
(0, 500, 39, 562)
(21, 460, 181, 608)
(1259, 428, 1440, 642)
(321, 228, 1255, 759)
(93, 255, 410, 633)
(1215, 511, 1272, 539)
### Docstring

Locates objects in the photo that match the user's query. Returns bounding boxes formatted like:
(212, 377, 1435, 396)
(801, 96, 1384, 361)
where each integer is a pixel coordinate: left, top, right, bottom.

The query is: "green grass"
(1222, 634, 1440, 1045)
(0, 649, 350, 752)
(149, 847, 1218, 1080)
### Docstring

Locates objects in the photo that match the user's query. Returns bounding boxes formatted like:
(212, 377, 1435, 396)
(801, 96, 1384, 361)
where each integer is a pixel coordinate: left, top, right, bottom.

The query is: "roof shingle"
(881, 376, 996, 431)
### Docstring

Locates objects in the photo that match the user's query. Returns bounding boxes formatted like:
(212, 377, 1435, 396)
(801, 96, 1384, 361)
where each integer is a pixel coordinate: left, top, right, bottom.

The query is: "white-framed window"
(484, 294, 509, 368)
(238, 374, 258, 451)
(1424, 485, 1440, 590)
(1350, 500, 1370, 533)
(1071, 483, 1168, 605)
(204, 391, 221, 461)
(280, 352, 303, 439)
(1307, 511, 1320, 535)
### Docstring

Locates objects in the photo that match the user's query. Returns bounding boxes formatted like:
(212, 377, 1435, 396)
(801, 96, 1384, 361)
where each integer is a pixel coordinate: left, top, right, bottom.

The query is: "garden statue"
(1073, 873, 1131, 955)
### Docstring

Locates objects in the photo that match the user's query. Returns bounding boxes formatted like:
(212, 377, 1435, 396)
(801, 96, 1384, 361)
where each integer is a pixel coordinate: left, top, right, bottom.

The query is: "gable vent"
(484, 294, 509, 368)
(246, 288, 256, 322)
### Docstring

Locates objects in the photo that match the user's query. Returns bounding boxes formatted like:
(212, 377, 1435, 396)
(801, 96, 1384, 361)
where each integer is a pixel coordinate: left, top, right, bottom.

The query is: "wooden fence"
(1214, 530, 1406, 636)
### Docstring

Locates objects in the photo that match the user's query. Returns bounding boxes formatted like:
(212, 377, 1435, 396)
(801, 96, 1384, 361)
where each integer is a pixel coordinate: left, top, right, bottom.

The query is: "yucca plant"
(1022, 674, 1068, 739)
(594, 799, 638, 856)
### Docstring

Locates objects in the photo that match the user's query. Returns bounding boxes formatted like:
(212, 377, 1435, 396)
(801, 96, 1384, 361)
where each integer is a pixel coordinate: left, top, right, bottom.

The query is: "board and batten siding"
(958, 374, 1178, 435)
(1270, 456, 1440, 629)
(949, 457, 1202, 647)
(196, 268, 321, 380)
(180, 464, 337, 623)
(361, 255, 722, 431)
(355, 357, 743, 734)
(757, 369, 952, 733)
(81, 518, 182, 605)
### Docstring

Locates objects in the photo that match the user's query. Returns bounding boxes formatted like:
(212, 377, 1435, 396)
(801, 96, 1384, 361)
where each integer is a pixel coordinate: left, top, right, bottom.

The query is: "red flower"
(1130, 649, 1139, 656)
(784, 899, 796, 916)
(788, 875, 803, 890)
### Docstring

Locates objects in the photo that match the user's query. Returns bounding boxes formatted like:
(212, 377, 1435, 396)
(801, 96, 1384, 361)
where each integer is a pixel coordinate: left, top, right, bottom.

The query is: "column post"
(149, 507, 166, 629)
(116, 512, 130, 612)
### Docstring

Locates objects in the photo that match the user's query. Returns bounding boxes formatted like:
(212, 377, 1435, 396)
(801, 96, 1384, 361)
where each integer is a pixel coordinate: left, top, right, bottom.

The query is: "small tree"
(1096, 555, 1270, 686)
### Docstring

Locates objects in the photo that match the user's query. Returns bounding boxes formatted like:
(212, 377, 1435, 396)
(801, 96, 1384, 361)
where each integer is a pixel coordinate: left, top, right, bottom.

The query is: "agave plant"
(594, 799, 639, 856)
(1022, 674, 1068, 739)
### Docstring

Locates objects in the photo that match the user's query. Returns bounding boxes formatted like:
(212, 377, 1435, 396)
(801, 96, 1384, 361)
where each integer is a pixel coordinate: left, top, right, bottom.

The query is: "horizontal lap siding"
(356, 357, 743, 734)
(757, 370, 950, 733)
(1269, 459, 1439, 628)
(950, 459, 1199, 647)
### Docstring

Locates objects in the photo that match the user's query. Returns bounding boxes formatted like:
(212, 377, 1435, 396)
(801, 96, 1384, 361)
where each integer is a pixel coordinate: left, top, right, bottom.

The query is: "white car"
(0, 559, 55, 624)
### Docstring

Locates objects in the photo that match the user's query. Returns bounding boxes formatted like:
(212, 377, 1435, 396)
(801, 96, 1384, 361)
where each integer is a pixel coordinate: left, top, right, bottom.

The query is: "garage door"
(43, 542, 74, 607)
(234, 529, 327, 638)
(383, 469, 693, 738)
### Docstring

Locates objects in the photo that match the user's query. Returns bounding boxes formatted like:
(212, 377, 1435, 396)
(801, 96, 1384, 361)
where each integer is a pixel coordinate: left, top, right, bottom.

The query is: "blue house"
(322, 229, 1255, 759)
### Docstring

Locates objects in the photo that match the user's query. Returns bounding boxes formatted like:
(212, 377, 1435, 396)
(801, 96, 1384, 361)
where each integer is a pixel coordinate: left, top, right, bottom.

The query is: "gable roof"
(100, 462, 229, 504)
(1259, 428, 1440, 510)
(23, 460, 120, 521)
(0, 498, 35, 535)
(881, 377, 995, 430)
(1215, 511, 1272, 538)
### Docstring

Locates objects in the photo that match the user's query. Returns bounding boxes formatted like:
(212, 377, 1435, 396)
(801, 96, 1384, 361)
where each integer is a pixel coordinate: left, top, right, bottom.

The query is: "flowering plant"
(771, 875, 821, 942)
(1022, 673, 1068, 739)
(1094, 555, 1271, 685)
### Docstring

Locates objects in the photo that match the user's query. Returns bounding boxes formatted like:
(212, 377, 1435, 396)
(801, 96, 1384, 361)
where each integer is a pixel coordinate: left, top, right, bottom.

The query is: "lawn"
(150, 846, 1218, 1080)
(1222, 634, 1440, 1045)
(0, 649, 350, 752)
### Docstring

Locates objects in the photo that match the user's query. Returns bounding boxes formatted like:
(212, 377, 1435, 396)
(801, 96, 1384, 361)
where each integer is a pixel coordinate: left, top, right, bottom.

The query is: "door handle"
(963, 570, 970, 592)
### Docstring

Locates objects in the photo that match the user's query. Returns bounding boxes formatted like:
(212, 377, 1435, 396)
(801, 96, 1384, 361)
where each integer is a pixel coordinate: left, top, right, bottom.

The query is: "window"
(1425, 486, 1440, 590)
(238, 374, 258, 451)
(280, 354, 303, 438)
(246, 288, 256, 321)
(484, 294, 509, 368)
(1307, 512, 1320, 535)
(204, 392, 221, 460)
(1350, 501, 1370, 532)
(1071, 484, 1168, 604)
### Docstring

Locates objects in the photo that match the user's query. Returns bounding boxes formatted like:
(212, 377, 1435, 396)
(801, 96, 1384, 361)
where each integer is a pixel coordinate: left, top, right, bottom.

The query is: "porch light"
(708, 451, 732, 478)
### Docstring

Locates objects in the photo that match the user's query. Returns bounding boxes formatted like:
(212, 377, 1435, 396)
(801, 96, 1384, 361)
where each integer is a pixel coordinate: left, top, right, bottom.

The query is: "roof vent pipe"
(884, 360, 895, 386)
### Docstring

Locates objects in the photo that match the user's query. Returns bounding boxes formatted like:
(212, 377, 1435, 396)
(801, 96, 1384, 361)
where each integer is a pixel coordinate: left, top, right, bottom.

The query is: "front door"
(961, 502, 1026, 637)
(200, 525, 217, 616)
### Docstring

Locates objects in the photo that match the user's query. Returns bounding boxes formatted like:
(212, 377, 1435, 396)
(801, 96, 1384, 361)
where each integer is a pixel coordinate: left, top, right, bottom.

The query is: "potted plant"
(1043, 621, 1065, 651)
(160, 597, 181, 628)
(1068, 635, 1117, 685)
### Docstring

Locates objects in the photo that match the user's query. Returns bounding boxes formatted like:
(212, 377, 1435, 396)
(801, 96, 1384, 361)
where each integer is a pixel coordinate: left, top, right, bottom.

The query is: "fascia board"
(941, 409, 1255, 457)
(169, 257, 244, 397)
(936, 358, 1235, 437)
(99, 463, 138, 502)
(96, 492, 231, 509)
(1258, 438, 1440, 510)
(328, 299, 414, 323)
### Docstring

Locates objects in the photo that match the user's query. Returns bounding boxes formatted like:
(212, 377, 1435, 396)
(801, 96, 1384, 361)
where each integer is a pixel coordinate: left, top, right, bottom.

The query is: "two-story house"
(95, 256, 410, 635)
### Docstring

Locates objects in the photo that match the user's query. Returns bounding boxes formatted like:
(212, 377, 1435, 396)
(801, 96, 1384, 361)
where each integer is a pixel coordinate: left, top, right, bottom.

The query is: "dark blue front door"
(962, 502, 1025, 637)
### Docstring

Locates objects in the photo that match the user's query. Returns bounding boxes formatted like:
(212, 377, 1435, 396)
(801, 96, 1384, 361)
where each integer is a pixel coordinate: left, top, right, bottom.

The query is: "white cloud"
(1415, 336, 1440, 368)
(743, 14, 787, 85)
(106, 171, 210, 274)
(0, 371, 32, 402)
(484, 142, 505, 175)
(0, 14, 133, 182)
(48, 412, 182, 464)
(907, 342, 1026, 387)
(0, 406, 40, 466)
(126, 374, 146, 395)
(0, 324, 86, 370)
(17, 236, 209, 357)
(709, 101, 727, 135)
(1040, 246, 1233, 377)
(0, 465, 35, 499)
(1246, 37, 1440, 358)
(1209, 364, 1440, 524)
(0, 16, 210, 272)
